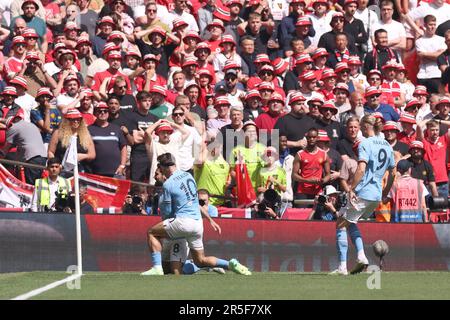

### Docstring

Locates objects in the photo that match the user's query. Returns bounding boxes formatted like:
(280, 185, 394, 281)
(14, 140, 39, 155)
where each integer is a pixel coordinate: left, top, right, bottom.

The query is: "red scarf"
(334, 49, 350, 63)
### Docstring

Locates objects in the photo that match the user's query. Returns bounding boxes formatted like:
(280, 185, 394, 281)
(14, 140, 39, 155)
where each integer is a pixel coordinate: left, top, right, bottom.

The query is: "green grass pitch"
(2, 271, 450, 300)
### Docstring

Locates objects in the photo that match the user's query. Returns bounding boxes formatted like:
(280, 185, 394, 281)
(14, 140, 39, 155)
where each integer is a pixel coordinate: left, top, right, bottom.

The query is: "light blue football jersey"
(355, 136, 395, 201)
(160, 170, 201, 220)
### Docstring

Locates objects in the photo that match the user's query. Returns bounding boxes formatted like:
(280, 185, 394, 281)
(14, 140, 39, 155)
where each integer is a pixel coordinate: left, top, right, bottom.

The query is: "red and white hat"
(195, 42, 211, 54)
(223, 60, 241, 71)
(335, 62, 350, 73)
(143, 53, 159, 62)
(150, 85, 167, 97)
(320, 101, 338, 113)
(299, 70, 316, 81)
(272, 57, 289, 75)
(259, 64, 275, 74)
(76, 36, 91, 47)
(198, 69, 214, 80)
(215, 96, 231, 106)
(367, 69, 382, 77)
(63, 75, 80, 85)
(333, 83, 350, 95)
(220, 35, 236, 46)
(172, 18, 188, 30)
(399, 112, 416, 124)
(12, 36, 26, 46)
(269, 92, 284, 103)
(80, 87, 94, 97)
(409, 140, 424, 150)
(182, 56, 198, 68)
(312, 0, 328, 6)
(254, 54, 271, 64)
(149, 27, 166, 37)
(213, 7, 231, 22)
(289, 92, 306, 104)
(102, 43, 120, 57)
(125, 48, 142, 59)
(405, 98, 421, 110)
(317, 129, 330, 142)
(258, 81, 275, 91)
(290, 0, 306, 4)
(382, 59, 398, 71)
(226, 0, 243, 7)
(372, 112, 384, 120)
(184, 82, 201, 92)
(155, 122, 174, 134)
(343, 0, 358, 6)
(348, 55, 362, 65)
(94, 102, 109, 110)
(10, 76, 27, 89)
(413, 85, 428, 96)
(295, 53, 313, 65)
(35, 87, 54, 100)
(99, 16, 115, 26)
(245, 89, 262, 100)
(207, 19, 225, 32)
(23, 28, 39, 38)
(184, 31, 201, 43)
(64, 108, 83, 119)
(321, 68, 337, 80)
(107, 51, 122, 60)
(382, 121, 399, 132)
(436, 97, 450, 108)
(396, 63, 407, 72)
(1, 86, 18, 96)
(107, 30, 124, 42)
(312, 47, 328, 60)
(331, 12, 344, 20)
(308, 96, 324, 105)
(296, 16, 312, 27)
(25, 51, 40, 61)
(365, 86, 381, 98)
(64, 21, 80, 32)
(58, 49, 76, 62)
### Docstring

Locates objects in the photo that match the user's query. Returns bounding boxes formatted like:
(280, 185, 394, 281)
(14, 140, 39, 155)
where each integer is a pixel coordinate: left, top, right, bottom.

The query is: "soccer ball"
(372, 240, 389, 257)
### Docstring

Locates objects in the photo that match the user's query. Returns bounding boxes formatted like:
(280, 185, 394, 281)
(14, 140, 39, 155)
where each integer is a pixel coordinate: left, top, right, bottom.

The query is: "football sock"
(336, 228, 348, 266)
(348, 223, 365, 260)
(182, 260, 200, 274)
(215, 259, 229, 269)
(151, 252, 162, 267)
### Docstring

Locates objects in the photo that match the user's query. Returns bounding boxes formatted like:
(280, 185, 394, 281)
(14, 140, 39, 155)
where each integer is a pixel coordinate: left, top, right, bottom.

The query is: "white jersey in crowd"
(407, 1, 450, 27)
(268, 0, 290, 21)
(171, 124, 202, 172)
(371, 19, 407, 56)
(415, 34, 446, 80)
(354, 6, 379, 52)
(399, 81, 416, 101)
(15, 93, 38, 123)
(308, 10, 335, 47)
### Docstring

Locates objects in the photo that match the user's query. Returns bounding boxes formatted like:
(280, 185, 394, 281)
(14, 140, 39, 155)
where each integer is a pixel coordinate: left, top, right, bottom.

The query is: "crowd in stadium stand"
(1, 0, 450, 222)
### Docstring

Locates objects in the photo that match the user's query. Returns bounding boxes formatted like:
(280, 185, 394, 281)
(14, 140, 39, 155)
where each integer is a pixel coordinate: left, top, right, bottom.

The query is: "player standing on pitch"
(141, 153, 251, 276)
(332, 115, 395, 275)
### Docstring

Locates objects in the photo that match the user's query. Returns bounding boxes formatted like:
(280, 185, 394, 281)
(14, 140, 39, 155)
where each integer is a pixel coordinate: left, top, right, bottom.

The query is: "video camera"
(428, 197, 450, 210)
(256, 189, 282, 219)
(317, 192, 347, 209)
(54, 189, 75, 212)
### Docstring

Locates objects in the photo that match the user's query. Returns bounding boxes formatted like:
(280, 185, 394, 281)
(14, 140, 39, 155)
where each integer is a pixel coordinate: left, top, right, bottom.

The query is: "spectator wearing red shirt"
(92, 51, 132, 101)
(292, 127, 331, 207)
(380, 60, 404, 110)
(195, 42, 216, 85)
(133, 53, 167, 93)
(3, 36, 26, 81)
(254, 92, 283, 133)
(205, 19, 225, 55)
(417, 119, 449, 198)
(397, 112, 417, 146)
(320, 69, 337, 101)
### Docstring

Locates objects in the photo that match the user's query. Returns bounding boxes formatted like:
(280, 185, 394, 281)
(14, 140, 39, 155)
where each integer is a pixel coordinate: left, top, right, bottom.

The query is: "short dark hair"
(239, 35, 254, 45)
(335, 32, 348, 40)
(47, 157, 61, 166)
(198, 189, 210, 197)
(107, 94, 120, 103)
(424, 14, 436, 24)
(136, 90, 151, 101)
(374, 29, 388, 38)
(157, 153, 176, 167)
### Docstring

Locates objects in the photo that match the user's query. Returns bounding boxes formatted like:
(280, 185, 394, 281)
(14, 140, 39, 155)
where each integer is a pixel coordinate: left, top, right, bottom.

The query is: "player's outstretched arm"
(382, 168, 395, 200)
(200, 205, 221, 234)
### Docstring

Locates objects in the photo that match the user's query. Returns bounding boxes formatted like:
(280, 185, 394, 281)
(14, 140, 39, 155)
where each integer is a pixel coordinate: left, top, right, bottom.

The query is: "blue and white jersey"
(160, 170, 201, 220)
(355, 136, 395, 201)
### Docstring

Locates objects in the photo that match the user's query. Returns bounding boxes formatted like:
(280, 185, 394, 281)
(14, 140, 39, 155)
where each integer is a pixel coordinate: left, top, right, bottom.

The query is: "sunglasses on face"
(370, 77, 381, 81)
(116, 85, 127, 89)
(96, 109, 109, 114)
(69, 118, 82, 122)
(260, 71, 273, 76)
(173, 112, 184, 117)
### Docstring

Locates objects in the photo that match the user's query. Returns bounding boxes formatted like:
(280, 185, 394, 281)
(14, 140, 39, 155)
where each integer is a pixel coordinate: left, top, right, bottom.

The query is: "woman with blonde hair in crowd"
(48, 108, 96, 173)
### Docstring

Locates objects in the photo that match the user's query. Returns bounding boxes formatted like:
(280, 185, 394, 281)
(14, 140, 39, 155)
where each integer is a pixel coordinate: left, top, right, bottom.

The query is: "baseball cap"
(155, 122, 174, 134)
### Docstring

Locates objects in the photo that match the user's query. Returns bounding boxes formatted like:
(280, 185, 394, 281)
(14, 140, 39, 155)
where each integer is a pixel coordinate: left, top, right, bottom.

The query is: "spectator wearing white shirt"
(404, 0, 450, 38)
(354, 0, 378, 52)
(371, 0, 406, 56)
(415, 14, 446, 94)
(308, 0, 334, 47)
(170, 0, 199, 33)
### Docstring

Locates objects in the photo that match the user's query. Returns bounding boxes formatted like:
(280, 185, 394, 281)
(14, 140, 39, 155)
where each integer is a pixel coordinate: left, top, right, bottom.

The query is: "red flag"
(78, 173, 131, 212)
(234, 163, 257, 207)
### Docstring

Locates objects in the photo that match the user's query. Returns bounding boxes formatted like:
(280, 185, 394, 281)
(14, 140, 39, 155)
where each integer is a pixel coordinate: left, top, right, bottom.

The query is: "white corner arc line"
(11, 273, 82, 300)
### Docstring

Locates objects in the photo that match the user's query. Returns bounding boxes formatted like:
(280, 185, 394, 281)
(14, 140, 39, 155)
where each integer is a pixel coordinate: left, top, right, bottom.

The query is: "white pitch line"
(11, 273, 82, 300)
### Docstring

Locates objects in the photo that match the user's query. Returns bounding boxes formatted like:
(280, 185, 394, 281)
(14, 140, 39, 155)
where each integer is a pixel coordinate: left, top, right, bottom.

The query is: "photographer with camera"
(310, 185, 346, 221)
(30, 157, 72, 212)
(252, 188, 284, 220)
(122, 184, 151, 215)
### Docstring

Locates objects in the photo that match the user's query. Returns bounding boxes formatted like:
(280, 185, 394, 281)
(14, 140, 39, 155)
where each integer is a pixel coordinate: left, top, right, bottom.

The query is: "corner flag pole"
(72, 136, 83, 276)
